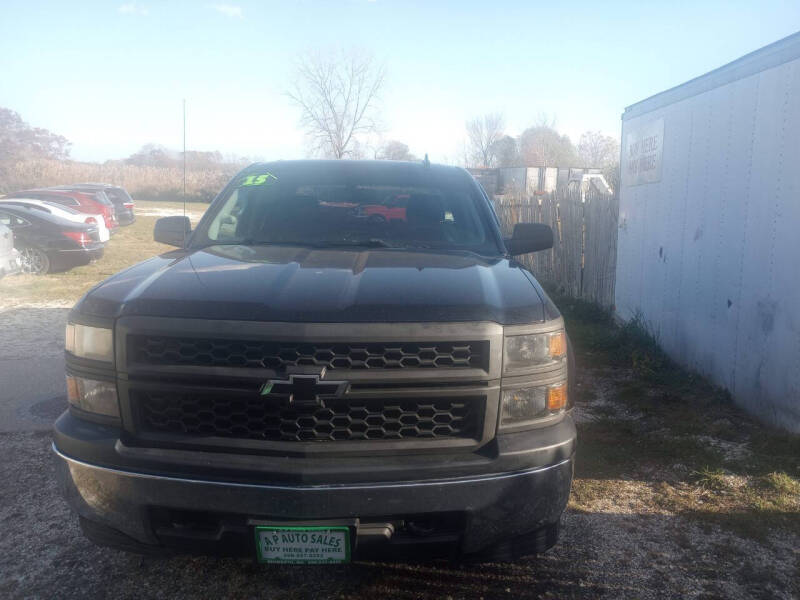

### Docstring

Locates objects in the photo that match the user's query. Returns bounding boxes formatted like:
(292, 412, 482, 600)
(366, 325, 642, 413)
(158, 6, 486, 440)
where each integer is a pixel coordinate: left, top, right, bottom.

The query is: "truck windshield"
(194, 167, 501, 255)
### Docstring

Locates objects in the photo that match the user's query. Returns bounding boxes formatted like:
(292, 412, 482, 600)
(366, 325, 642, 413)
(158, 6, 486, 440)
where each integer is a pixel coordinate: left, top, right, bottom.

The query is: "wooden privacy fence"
(492, 187, 619, 308)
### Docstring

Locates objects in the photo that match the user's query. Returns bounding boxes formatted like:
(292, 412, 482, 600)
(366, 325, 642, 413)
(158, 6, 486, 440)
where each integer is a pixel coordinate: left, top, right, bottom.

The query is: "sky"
(1, 0, 798, 163)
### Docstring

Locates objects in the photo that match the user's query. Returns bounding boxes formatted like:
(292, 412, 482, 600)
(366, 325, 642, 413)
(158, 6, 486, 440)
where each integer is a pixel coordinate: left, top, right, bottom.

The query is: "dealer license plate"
(254, 526, 351, 564)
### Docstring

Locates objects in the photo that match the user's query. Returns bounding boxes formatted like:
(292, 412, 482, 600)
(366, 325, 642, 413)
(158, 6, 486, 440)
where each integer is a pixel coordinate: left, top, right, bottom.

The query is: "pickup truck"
(54, 160, 576, 563)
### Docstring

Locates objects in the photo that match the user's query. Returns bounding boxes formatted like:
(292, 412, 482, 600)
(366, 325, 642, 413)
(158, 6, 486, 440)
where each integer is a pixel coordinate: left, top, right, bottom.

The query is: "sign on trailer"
(623, 117, 664, 185)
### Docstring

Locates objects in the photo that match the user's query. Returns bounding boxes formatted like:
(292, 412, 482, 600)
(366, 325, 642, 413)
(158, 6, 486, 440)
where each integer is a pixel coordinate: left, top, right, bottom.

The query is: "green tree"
(376, 140, 416, 161)
(491, 135, 519, 167)
(518, 125, 578, 166)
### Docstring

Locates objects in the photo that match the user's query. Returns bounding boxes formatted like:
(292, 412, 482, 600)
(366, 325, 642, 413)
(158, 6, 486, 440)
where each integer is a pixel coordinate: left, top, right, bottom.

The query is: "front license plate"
(254, 526, 351, 564)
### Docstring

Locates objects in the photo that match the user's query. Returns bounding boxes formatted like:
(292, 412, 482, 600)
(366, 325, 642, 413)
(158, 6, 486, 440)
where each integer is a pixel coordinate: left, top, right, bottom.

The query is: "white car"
(0, 198, 110, 242)
(0, 222, 21, 279)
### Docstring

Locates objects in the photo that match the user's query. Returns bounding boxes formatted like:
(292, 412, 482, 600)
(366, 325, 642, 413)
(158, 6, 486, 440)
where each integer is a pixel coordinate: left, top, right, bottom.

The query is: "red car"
(361, 203, 407, 222)
(4, 189, 119, 232)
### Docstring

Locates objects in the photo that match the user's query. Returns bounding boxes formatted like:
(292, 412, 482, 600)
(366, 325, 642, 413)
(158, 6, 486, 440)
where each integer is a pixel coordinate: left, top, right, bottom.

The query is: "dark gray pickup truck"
(55, 160, 575, 563)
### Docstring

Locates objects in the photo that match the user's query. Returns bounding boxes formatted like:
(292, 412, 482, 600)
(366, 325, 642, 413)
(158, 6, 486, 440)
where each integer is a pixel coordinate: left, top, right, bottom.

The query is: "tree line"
(465, 112, 620, 171)
(286, 50, 619, 180)
(1, 48, 620, 182)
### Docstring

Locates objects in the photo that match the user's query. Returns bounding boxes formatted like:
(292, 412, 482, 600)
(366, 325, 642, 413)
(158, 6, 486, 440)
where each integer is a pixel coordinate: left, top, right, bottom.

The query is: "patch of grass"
(134, 198, 210, 212)
(759, 472, 800, 499)
(552, 295, 614, 325)
(558, 294, 717, 389)
(614, 313, 674, 383)
(748, 433, 800, 476)
(576, 417, 725, 480)
(568, 478, 623, 512)
(0, 202, 207, 307)
(629, 473, 800, 541)
(692, 467, 730, 492)
(558, 292, 800, 539)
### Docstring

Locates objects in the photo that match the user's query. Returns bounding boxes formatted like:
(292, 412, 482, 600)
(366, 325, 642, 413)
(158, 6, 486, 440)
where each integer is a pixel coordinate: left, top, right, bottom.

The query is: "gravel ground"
(2, 431, 797, 600)
(0, 305, 69, 361)
(0, 306, 798, 599)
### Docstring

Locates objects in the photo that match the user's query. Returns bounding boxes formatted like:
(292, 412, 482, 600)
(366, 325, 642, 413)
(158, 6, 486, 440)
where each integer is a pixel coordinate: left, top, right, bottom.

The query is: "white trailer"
(615, 32, 800, 432)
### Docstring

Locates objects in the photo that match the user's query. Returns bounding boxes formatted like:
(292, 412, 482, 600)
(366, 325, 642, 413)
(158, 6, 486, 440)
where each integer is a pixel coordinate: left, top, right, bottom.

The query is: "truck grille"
(134, 391, 483, 442)
(129, 336, 489, 371)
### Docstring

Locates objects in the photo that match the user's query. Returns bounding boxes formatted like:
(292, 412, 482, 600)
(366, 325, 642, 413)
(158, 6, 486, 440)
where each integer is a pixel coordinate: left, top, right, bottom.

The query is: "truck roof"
(244, 159, 462, 177)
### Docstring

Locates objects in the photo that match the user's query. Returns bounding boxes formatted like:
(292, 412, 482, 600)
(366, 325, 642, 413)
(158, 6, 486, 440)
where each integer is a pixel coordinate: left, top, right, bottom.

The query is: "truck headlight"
(65, 323, 113, 362)
(66, 375, 120, 418)
(503, 330, 566, 374)
(500, 381, 568, 429)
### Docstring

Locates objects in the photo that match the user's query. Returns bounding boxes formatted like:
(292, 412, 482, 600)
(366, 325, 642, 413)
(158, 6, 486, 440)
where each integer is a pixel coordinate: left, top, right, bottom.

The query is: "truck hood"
(76, 245, 555, 324)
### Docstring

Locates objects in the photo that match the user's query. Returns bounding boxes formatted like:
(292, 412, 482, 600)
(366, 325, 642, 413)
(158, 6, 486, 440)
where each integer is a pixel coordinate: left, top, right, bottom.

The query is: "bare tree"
(287, 49, 385, 159)
(465, 113, 505, 167)
(533, 112, 557, 129)
(577, 131, 620, 168)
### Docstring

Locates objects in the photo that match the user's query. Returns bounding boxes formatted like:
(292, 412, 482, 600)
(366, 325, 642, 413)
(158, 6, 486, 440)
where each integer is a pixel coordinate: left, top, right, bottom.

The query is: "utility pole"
(183, 99, 187, 198)
(182, 99, 187, 247)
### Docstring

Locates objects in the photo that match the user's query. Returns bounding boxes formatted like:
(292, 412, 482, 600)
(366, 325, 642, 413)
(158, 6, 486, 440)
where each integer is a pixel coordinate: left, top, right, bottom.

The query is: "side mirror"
(154, 216, 191, 247)
(505, 223, 553, 255)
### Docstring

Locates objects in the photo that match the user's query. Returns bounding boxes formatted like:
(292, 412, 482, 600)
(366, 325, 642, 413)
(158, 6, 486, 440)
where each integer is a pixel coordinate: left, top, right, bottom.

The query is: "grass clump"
(555, 290, 800, 539)
(692, 467, 730, 492)
(760, 472, 800, 497)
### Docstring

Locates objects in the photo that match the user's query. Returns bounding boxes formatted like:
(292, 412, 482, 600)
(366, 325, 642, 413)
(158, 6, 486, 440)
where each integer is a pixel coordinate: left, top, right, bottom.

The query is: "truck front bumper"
(55, 445, 572, 559)
(54, 409, 575, 560)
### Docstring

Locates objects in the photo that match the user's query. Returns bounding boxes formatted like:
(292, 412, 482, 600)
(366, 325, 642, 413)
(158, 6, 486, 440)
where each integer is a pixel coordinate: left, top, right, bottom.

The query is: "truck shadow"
(114, 507, 790, 599)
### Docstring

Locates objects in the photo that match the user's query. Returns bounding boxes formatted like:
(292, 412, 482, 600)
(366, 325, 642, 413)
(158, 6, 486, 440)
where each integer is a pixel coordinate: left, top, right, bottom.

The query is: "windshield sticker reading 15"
(239, 173, 278, 187)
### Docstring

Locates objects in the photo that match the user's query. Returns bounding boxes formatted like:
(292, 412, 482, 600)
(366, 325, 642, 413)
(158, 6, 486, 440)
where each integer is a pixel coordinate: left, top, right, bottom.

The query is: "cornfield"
(0, 159, 237, 202)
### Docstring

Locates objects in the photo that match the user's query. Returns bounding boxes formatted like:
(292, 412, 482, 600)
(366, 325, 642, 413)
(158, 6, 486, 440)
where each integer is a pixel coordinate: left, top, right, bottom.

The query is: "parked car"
(0, 199, 110, 242)
(50, 187, 121, 230)
(4, 188, 119, 232)
(67, 183, 135, 226)
(359, 202, 407, 222)
(55, 160, 574, 563)
(0, 204, 103, 274)
(0, 222, 21, 279)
